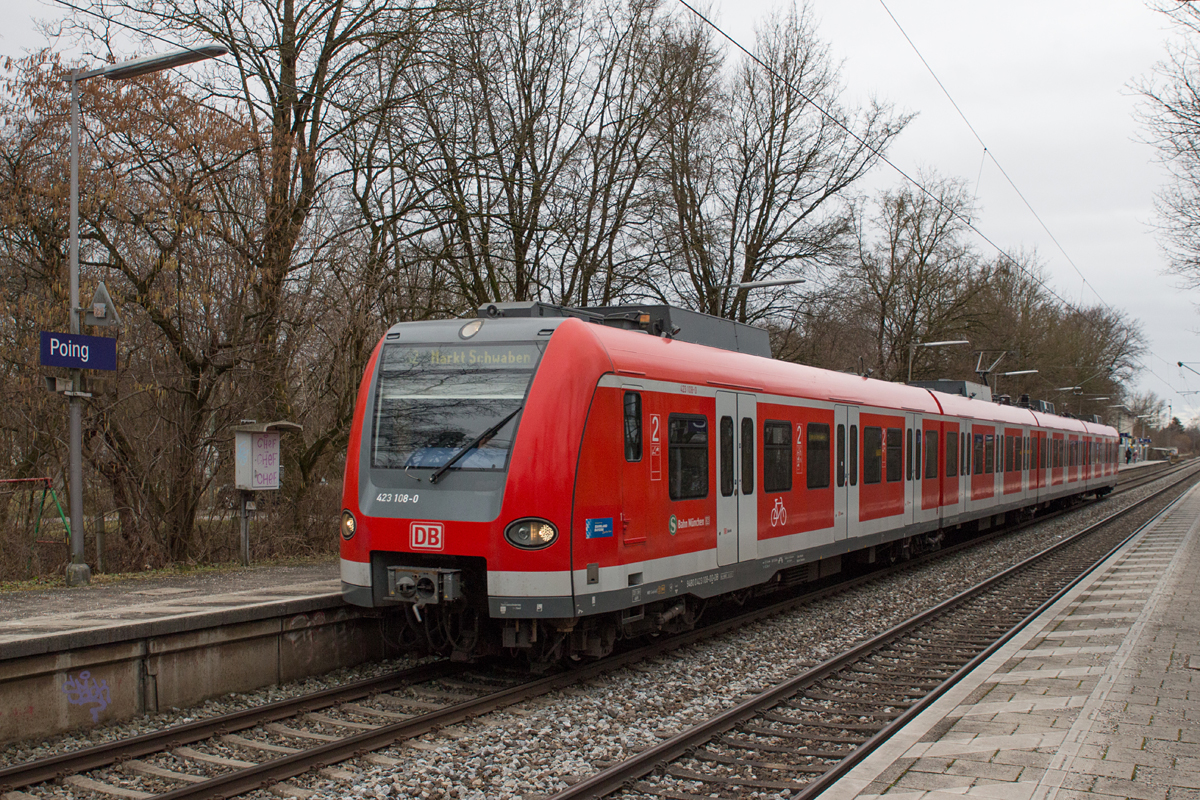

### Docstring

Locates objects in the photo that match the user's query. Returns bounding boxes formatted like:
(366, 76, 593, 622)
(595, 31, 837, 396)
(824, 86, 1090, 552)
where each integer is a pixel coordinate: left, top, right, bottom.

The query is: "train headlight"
(504, 518, 558, 549)
(341, 510, 357, 540)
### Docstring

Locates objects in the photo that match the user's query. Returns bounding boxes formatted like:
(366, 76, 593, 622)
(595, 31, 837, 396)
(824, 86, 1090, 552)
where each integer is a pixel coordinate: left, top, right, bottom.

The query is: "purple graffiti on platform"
(62, 670, 110, 722)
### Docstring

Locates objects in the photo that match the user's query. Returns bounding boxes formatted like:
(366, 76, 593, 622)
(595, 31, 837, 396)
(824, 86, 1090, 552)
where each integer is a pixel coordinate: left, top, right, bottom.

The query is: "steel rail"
(4, 464, 1188, 798)
(788, 475, 1196, 800)
(543, 467, 1199, 799)
(0, 660, 469, 792)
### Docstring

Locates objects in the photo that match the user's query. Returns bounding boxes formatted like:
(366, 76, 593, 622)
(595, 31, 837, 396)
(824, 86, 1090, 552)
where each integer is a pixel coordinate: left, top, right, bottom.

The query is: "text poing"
(39, 331, 118, 371)
(49, 337, 89, 363)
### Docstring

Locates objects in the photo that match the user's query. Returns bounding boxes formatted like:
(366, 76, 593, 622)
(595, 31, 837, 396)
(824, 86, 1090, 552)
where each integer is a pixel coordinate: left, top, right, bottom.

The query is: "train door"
(941, 421, 963, 522)
(1034, 430, 1047, 498)
(905, 413, 918, 525)
(834, 405, 858, 542)
(715, 392, 758, 566)
(919, 418, 942, 525)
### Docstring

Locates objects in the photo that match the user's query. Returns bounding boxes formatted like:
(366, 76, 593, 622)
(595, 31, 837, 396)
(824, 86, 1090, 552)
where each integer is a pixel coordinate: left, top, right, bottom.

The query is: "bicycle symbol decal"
(770, 497, 788, 527)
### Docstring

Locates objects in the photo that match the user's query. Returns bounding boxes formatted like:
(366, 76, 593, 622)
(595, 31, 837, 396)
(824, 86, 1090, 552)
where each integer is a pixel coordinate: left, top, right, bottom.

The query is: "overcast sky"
(4, 0, 1199, 423)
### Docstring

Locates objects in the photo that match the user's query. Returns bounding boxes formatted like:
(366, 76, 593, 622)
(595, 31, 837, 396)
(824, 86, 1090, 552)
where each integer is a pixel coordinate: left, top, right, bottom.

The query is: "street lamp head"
(1056, 385, 1081, 392)
(999, 369, 1038, 376)
(726, 278, 806, 289)
(99, 45, 229, 81)
(906, 339, 971, 383)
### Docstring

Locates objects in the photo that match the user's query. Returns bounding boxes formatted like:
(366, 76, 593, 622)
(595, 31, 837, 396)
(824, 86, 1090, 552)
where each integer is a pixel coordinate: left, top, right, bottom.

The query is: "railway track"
(544, 466, 1200, 800)
(3, 463, 1192, 800)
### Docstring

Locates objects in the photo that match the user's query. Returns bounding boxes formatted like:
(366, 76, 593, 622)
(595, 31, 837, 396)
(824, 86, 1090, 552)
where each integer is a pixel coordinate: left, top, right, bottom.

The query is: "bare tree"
(841, 176, 986, 381)
(654, 4, 909, 324)
(1139, 3, 1200, 287)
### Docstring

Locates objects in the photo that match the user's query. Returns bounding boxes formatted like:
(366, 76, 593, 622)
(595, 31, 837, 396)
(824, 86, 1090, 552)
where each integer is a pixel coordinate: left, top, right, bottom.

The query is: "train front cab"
(340, 315, 612, 626)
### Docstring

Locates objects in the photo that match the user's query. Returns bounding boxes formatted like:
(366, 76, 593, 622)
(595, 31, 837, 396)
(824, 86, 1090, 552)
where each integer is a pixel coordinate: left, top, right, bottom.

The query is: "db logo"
(410, 521, 445, 551)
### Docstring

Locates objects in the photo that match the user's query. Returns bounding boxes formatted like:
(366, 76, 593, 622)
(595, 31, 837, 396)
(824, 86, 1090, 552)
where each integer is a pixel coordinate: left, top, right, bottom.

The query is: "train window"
(984, 435, 995, 474)
(946, 431, 958, 477)
(906, 429, 913, 481)
(1015, 436, 1024, 472)
(849, 425, 858, 486)
(720, 416, 734, 497)
(973, 433, 984, 475)
(764, 421, 792, 493)
(925, 430, 939, 479)
(668, 414, 708, 500)
(962, 431, 969, 475)
(807, 423, 831, 489)
(863, 426, 882, 484)
(624, 392, 642, 462)
(886, 428, 903, 483)
(1005, 435, 1014, 473)
(371, 342, 541, 471)
(836, 424, 846, 488)
(915, 430, 922, 480)
(741, 418, 755, 496)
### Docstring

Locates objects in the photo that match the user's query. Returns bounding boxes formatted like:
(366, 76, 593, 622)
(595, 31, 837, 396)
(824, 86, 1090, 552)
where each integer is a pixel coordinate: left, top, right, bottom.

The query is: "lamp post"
(907, 339, 971, 383)
(64, 44, 227, 587)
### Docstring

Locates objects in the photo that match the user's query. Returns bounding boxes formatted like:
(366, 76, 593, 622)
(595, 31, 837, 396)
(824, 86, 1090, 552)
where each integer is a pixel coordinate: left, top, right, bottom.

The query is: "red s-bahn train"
(340, 303, 1119, 663)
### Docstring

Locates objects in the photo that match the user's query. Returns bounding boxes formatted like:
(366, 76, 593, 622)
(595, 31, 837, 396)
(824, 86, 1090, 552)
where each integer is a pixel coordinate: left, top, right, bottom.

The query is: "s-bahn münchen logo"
(410, 521, 445, 551)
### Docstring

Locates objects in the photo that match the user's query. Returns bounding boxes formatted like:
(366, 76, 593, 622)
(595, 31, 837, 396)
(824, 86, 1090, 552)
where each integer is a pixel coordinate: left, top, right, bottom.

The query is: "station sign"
(40, 331, 117, 371)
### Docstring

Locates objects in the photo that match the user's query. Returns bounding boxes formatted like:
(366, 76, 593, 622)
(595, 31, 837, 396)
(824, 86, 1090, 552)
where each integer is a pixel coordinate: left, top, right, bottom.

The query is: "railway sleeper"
(693, 749, 830, 774)
(718, 736, 852, 759)
(666, 765, 809, 791)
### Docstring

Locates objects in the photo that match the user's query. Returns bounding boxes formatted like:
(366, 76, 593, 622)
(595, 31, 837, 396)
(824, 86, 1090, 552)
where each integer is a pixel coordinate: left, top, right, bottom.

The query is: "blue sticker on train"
(585, 517, 614, 538)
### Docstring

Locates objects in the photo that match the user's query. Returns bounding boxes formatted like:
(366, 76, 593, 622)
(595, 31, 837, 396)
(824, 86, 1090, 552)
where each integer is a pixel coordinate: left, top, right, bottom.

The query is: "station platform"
(824, 480, 1200, 800)
(0, 559, 341, 661)
(0, 559, 393, 743)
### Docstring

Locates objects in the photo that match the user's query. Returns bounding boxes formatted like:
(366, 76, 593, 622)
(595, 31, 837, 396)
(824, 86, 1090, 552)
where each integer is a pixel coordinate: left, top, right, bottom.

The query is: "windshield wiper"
(429, 405, 523, 485)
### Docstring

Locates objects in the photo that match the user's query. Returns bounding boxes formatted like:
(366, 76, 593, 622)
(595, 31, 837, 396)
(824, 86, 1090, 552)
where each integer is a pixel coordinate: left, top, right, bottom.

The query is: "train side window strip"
(624, 392, 642, 462)
(886, 428, 903, 483)
(741, 417, 755, 496)
(962, 430, 969, 476)
(763, 420, 792, 493)
(836, 424, 846, 488)
(720, 416, 734, 497)
(906, 428, 913, 482)
(863, 426, 882, 484)
(667, 413, 709, 500)
(807, 422, 831, 489)
(849, 424, 858, 486)
(945, 430, 958, 478)
(915, 429, 922, 480)
(925, 429, 939, 480)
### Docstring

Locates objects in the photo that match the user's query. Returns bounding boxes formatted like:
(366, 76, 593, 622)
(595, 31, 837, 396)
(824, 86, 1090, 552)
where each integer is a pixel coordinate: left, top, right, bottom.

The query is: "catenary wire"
(42, 0, 1186, 400)
(679, 0, 1182, 399)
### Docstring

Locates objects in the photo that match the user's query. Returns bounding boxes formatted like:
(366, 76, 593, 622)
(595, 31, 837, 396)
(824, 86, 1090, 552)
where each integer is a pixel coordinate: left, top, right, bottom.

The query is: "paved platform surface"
(824, 479, 1200, 800)
(0, 559, 340, 660)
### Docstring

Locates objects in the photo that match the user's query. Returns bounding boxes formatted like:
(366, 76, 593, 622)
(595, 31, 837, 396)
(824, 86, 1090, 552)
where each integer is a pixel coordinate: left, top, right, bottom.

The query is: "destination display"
(383, 344, 539, 371)
(40, 331, 117, 371)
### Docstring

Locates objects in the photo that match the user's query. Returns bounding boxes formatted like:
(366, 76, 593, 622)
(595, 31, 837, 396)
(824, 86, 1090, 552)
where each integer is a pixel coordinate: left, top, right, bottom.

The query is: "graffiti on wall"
(62, 671, 111, 722)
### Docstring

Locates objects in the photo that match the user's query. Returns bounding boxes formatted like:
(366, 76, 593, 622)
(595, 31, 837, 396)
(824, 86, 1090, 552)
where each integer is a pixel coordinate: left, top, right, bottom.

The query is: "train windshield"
(371, 343, 541, 471)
